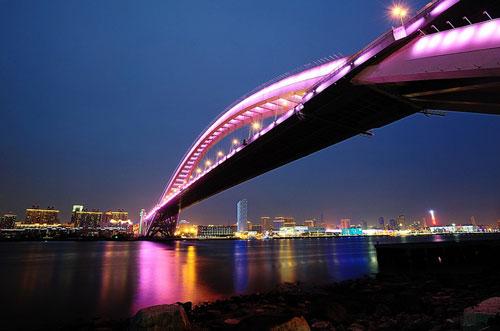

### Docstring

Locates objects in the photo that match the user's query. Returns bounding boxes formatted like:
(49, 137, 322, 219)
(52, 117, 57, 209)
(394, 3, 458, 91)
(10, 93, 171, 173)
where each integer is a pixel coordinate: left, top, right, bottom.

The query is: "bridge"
(144, 0, 500, 237)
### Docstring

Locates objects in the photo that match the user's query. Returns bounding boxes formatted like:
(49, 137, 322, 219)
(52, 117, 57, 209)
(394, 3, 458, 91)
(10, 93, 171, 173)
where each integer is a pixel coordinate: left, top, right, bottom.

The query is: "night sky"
(1, 0, 499, 225)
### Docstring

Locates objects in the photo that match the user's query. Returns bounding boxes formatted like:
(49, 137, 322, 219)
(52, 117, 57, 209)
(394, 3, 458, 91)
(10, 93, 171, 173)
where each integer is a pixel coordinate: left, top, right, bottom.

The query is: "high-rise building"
(388, 219, 397, 230)
(260, 216, 272, 231)
(73, 210, 103, 228)
(139, 209, 146, 235)
(0, 213, 17, 229)
(237, 199, 248, 232)
(397, 215, 406, 229)
(24, 206, 59, 224)
(470, 216, 478, 226)
(361, 220, 368, 230)
(340, 218, 351, 229)
(378, 217, 385, 229)
(102, 210, 131, 228)
(246, 221, 253, 231)
(497, 220, 500, 229)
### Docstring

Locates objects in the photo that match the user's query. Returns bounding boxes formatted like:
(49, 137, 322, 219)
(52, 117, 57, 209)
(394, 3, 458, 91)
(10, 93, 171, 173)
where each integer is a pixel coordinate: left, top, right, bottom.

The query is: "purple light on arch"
(430, 0, 460, 17)
(406, 17, 425, 35)
(411, 18, 500, 58)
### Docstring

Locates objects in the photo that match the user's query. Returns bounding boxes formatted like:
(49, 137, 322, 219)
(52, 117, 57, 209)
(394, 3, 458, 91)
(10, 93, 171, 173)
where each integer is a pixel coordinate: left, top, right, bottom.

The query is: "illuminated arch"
(146, 57, 348, 219)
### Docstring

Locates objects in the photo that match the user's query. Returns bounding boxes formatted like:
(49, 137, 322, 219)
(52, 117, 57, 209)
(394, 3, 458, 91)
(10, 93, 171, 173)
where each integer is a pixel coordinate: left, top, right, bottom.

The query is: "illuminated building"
(273, 218, 284, 231)
(0, 213, 16, 229)
(397, 215, 406, 229)
(388, 219, 397, 230)
(361, 220, 368, 230)
(304, 219, 315, 228)
(237, 199, 248, 232)
(283, 217, 295, 227)
(260, 216, 272, 231)
(340, 218, 351, 229)
(497, 220, 500, 230)
(198, 225, 236, 238)
(72, 210, 103, 228)
(342, 227, 363, 236)
(378, 217, 385, 229)
(246, 221, 252, 231)
(176, 220, 198, 237)
(251, 224, 262, 233)
(139, 209, 146, 236)
(273, 216, 294, 230)
(24, 206, 59, 224)
(102, 210, 131, 228)
(72, 205, 83, 213)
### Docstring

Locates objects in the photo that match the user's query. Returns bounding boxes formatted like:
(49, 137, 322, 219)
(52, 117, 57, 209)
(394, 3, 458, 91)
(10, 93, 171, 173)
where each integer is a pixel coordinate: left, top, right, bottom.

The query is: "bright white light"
(252, 122, 261, 130)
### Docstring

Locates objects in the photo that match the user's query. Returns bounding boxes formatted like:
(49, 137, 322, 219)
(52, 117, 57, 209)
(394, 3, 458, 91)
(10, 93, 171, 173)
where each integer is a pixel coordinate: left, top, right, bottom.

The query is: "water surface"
(0, 235, 485, 328)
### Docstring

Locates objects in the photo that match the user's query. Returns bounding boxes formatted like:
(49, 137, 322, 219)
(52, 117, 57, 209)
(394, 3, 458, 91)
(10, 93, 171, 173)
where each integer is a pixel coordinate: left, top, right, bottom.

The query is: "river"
(0, 234, 486, 328)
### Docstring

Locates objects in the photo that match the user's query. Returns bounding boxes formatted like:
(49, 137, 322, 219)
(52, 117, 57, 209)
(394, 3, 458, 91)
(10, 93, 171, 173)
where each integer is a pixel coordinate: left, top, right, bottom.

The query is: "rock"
(270, 316, 311, 331)
(347, 322, 365, 331)
(311, 320, 334, 330)
(224, 318, 241, 325)
(176, 301, 192, 314)
(463, 297, 500, 331)
(129, 304, 190, 331)
(311, 301, 347, 322)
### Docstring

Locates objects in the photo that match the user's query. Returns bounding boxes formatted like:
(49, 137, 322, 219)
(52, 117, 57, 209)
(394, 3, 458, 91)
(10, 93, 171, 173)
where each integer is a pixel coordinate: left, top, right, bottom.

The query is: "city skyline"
(1, 0, 499, 226)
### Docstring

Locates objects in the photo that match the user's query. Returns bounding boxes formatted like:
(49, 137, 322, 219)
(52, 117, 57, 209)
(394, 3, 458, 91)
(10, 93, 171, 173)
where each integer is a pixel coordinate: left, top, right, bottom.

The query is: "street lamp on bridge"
(390, 3, 409, 25)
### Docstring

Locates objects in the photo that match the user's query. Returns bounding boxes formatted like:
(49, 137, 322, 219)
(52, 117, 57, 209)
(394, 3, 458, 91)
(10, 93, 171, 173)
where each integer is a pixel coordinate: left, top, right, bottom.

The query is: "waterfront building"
(397, 215, 406, 229)
(361, 220, 368, 230)
(0, 213, 17, 229)
(24, 206, 59, 224)
(497, 220, 500, 229)
(198, 225, 235, 238)
(176, 220, 198, 237)
(378, 217, 385, 229)
(236, 199, 248, 232)
(340, 218, 351, 229)
(72, 210, 103, 228)
(102, 210, 131, 228)
(260, 216, 272, 231)
(304, 219, 315, 228)
(72, 205, 84, 213)
(251, 224, 262, 233)
(139, 209, 146, 236)
(283, 217, 295, 227)
(388, 219, 397, 230)
(342, 227, 363, 236)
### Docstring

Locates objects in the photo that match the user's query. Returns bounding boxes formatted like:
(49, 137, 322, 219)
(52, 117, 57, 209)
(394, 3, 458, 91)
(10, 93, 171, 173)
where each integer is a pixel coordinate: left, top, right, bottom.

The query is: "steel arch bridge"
(144, 0, 500, 237)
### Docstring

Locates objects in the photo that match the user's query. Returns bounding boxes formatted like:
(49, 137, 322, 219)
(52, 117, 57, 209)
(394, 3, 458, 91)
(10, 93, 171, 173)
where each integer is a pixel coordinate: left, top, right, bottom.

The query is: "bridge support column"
(146, 212, 178, 238)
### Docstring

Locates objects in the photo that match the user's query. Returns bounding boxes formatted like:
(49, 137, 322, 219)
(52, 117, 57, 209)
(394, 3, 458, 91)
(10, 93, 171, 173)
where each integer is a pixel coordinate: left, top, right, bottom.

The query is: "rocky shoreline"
(64, 268, 500, 331)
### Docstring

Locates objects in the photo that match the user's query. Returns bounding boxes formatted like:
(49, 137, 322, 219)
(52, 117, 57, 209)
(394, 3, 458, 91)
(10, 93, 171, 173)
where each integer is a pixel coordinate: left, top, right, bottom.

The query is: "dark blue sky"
(1, 0, 499, 225)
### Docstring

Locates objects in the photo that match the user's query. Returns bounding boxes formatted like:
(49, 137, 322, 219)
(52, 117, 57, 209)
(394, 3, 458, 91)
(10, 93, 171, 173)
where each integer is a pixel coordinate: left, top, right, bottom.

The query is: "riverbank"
(64, 268, 500, 330)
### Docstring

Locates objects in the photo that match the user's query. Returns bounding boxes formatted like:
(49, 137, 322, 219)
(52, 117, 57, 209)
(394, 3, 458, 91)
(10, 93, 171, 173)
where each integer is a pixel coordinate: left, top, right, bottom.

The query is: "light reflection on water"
(0, 235, 477, 328)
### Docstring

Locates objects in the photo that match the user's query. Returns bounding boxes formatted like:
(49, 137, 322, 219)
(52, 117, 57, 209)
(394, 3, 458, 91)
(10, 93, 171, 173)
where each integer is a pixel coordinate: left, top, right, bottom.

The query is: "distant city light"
(429, 209, 436, 225)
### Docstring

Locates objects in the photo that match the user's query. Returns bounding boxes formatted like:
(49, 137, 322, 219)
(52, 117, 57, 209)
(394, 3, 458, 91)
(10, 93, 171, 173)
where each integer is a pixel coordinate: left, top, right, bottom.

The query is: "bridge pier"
(146, 211, 178, 238)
